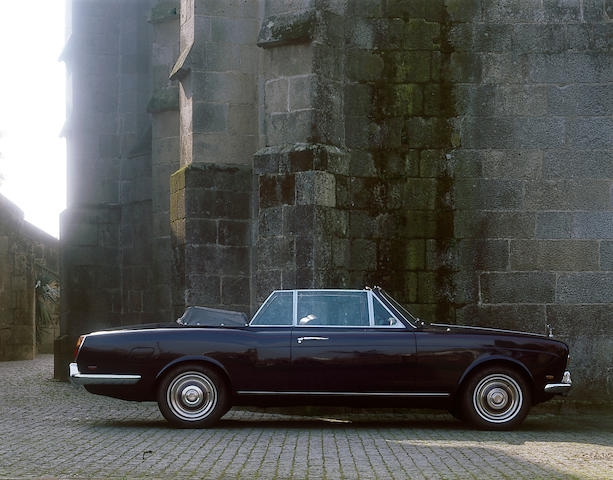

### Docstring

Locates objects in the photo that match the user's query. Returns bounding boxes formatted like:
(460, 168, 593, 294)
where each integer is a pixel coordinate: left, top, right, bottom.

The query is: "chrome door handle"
(297, 336, 329, 344)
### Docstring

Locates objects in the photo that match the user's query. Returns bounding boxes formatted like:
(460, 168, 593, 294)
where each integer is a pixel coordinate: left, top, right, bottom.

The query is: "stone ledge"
(257, 10, 316, 48)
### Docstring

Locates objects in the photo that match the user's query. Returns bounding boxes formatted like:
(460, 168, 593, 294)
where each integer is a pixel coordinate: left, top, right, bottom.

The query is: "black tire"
(448, 406, 463, 421)
(157, 363, 229, 428)
(461, 366, 531, 431)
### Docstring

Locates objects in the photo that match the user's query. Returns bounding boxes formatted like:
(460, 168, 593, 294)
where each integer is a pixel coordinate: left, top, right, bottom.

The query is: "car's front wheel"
(461, 366, 531, 430)
(157, 364, 228, 428)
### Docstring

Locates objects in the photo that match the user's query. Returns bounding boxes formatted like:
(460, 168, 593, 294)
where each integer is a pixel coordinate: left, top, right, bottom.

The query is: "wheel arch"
(153, 355, 233, 394)
(455, 355, 534, 399)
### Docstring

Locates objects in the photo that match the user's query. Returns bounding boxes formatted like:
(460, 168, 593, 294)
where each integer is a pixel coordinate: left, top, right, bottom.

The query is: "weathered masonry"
(58, 0, 613, 402)
(1, 194, 59, 360)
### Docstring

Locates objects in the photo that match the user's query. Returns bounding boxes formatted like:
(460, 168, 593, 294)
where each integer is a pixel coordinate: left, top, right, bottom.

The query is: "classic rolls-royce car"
(70, 287, 571, 430)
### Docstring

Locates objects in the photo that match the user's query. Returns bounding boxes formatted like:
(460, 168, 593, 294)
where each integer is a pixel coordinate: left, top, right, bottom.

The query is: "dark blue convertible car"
(70, 287, 571, 430)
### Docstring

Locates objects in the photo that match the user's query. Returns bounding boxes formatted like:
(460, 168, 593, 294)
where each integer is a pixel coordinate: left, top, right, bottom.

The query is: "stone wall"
(446, 0, 613, 400)
(60, 0, 612, 400)
(0, 194, 59, 360)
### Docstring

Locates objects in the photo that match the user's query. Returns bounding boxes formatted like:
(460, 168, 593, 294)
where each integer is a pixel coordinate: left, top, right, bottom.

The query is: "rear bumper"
(69, 363, 141, 386)
(544, 370, 572, 395)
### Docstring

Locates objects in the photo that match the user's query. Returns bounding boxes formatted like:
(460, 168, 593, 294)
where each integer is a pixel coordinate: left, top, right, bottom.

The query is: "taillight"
(73, 335, 85, 361)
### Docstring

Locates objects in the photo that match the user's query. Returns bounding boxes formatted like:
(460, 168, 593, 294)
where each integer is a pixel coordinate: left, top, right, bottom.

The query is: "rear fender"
(155, 355, 232, 389)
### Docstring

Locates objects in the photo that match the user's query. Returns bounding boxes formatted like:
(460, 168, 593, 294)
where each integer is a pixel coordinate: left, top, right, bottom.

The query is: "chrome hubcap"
(473, 373, 522, 423)
(167, 372, 217, 421)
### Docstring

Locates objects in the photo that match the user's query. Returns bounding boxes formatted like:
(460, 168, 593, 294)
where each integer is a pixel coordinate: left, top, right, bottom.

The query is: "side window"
(373, 296, 401, 327)
(250, 292, 293, 326)
(297, 291, 369, 327)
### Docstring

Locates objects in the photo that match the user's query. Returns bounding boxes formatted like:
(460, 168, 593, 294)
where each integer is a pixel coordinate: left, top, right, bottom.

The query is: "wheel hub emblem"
(181, 386, 203, 406)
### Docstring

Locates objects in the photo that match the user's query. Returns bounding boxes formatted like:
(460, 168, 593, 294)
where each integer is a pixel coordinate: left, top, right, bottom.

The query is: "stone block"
(383, 51, 430, 83)
(404, 117, 449, 149)
(454, 211, 535, 239)
(548, 85, 613, 116)
(221, 276, 250, 306)
(255, 269, 282, 302)
(289, 74, 314, 111)
(513, 24, 566, 53)
(258, 208, 282, 237)
(380, 84, 423, 117)
(543, 0, 582, 22)
(186, 219, 217, 244)
(404, 211, 440, 239)
(536, 212, 572, 239)
(185, 275, 221, 306)
(601, 242, 613, 270)
(187, 244, 250, 276)
(529, 53, 613, 83)
(448, 23, 473, 51)
(295, 171, 336, 207)
(455, 179, 523, 210)
(567, 118, 613, 149)
(446, 0, 481, 22)
(349, 211, 377, 239)
(474, 24, 512, 52)
(257, 9, 315, 48)
(544, 150, 613, 179)
(480, 272, 556, 304)
(511, 240, 599, 271)
(481, 150, 542, 180)
(457, 239, 509, 270)
(482, 0, 544, 22)
(513, 117, 565, 149)
(524, 180, 610, 210)
(346, 49, 384, 81)
(219, 220, 250, 246)
(461, 117, 514, 149)
(456, 304, 547, 334)
(257, 237, 294, 270)
(403, 19, 440, 50)
(556, 273, 613, 303)
(449, 52, 482, 83)
(481, 53, 527, 84)
(259, 174, 295, 208)
(401, 178, 437, 210)
(349, 239, 376, 271)
(193, 102, 227, 133)
(344, 83, 373, 117)
(265, 78, 289, 113)
(572, 212, 613, 239)
(211, 17, 258, 44)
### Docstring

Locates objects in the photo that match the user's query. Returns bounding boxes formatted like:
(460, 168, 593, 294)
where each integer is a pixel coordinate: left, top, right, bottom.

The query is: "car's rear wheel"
(461, 366, 531, 430)
(157, 364, 228, 428)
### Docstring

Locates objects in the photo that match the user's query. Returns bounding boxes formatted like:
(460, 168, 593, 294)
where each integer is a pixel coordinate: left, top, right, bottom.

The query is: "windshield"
(377, 288, 420, 326)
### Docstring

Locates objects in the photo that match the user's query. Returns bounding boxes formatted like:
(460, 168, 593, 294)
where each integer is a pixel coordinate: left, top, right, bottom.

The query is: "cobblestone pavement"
(0, 356, 611, 480)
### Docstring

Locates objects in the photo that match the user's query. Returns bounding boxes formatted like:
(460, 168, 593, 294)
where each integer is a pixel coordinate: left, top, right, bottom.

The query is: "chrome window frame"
(249, 290, 295, 327)
(249, 289, 411, 329)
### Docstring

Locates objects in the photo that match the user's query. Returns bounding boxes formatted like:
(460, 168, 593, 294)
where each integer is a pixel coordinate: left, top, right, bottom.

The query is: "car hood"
(425, 323, 548, 339)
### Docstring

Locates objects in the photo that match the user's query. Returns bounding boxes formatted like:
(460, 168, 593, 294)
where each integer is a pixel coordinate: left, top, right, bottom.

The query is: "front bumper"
(544, 370, 572, 395)
(69, 363, 141, 386)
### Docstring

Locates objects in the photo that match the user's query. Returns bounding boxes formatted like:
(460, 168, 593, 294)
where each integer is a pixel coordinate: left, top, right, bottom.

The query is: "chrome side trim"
(69, 363, 141, 386)
(431, 323, 547, 337)
(236, 391, 450, 397)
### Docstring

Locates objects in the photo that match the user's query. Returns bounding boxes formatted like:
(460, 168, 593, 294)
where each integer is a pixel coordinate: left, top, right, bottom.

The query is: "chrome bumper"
(544, 370, 572, 395)
(69, 363, 141, 386)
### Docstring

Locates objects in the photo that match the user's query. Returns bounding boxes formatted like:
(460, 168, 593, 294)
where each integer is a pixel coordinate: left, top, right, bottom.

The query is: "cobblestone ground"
(0, 356, 611, 479)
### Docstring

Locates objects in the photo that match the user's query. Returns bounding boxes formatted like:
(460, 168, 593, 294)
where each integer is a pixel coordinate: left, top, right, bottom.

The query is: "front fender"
(455, 354, 534, 395)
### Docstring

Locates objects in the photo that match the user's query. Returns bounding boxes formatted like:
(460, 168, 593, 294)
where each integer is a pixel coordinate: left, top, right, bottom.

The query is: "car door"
(233, 291, 293, 391)
(289, 290, 416, 393)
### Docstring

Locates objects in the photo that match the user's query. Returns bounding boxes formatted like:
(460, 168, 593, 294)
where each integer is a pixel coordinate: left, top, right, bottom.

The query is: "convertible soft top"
(177, 306, 248, 327)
